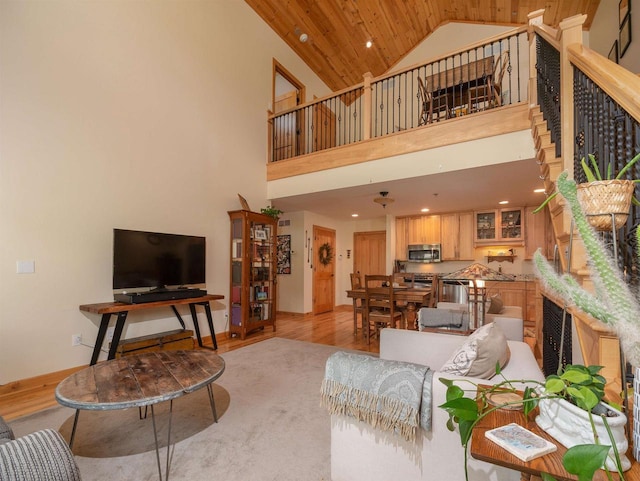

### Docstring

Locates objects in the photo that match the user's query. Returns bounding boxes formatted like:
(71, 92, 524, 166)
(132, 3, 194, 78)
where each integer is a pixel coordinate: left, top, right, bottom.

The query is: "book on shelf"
(484, 423, 557, 462)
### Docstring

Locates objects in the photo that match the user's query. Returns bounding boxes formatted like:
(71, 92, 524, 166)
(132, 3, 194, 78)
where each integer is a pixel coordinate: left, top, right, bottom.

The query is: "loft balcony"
(267, 25, 530, 182)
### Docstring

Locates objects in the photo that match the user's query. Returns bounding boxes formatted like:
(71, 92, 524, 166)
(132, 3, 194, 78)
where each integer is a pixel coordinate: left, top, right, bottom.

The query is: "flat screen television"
(113, 229, 206, 291)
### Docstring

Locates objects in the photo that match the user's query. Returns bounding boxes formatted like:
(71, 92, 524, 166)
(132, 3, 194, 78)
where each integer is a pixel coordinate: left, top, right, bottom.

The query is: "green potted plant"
(535, 152, 640, 230)
(260, 206, 283, 218)
(439, 363, 628, 481)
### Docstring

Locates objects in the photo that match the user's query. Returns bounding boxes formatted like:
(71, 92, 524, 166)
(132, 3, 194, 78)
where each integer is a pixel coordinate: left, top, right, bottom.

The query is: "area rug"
(9, 338, 354, 481)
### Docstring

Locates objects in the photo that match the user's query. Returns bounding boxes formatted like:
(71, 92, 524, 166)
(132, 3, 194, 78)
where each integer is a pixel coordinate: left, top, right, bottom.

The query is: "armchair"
(0, 416, 81, 481)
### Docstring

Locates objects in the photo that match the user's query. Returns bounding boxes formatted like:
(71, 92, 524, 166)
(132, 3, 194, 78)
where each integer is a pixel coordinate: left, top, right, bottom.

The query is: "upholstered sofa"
(329, 318, 544, 481)
(0, 415, 81, 481)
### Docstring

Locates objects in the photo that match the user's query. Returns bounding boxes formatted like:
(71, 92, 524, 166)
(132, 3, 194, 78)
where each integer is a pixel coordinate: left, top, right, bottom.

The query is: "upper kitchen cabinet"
(407, 215, 441, 245)
(395, 217, 409, 260)
(441, 212, 474, 261)
(474, 208, 524, 245)
(395, 215, 441, 260)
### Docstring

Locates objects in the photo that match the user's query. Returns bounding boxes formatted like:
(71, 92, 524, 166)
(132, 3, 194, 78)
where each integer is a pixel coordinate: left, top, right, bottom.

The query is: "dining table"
(424, 56, 495, 119)
(346, 287, 432, 331)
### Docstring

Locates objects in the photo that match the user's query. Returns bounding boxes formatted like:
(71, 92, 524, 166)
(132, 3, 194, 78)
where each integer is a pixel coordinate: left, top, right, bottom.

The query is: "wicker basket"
(576, 179, 635, 231)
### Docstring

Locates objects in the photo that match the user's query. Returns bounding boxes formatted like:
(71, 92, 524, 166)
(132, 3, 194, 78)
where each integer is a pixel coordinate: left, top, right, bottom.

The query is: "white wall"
(0, 0, 330, 383)
(590, 0, 640, 74)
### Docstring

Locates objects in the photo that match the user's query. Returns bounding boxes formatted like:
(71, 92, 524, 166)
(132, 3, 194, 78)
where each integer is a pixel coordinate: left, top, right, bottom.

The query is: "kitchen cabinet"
(441, 212, 474, 261)
(475, 208, 524, 245)
(407, 215, 441, 245)
(524, 205, 554, 259)
(395, 217, 409, 260)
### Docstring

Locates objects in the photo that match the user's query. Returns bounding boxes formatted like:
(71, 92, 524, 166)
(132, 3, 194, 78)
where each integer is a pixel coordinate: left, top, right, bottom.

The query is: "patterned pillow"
(439, 322, 510, 379)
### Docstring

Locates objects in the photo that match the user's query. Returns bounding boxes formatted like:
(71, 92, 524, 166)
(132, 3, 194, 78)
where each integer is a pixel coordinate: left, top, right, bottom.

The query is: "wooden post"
(527, 9, 545, 108)
(557, 14, 587, 180)
(362, 72, 373, 141)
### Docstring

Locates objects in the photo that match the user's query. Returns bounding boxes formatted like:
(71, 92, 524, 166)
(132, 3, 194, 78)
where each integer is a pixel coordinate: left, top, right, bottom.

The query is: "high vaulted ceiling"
(246, 0, 600, 91)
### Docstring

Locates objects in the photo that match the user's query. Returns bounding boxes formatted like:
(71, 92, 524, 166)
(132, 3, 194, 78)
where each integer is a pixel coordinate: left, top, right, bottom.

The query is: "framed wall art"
(608, 39, 619, 63)
(277, 234, 291, 274)
(620, 0, 629, 27)
(620, 13, 632, 57)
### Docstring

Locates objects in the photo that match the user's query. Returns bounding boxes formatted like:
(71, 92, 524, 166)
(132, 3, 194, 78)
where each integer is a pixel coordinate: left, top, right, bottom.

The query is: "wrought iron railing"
(370, 31, 525, 138)
(573, 68, 640, 286)
(536, 36, 562, 157)
(269, 27, 529, 162)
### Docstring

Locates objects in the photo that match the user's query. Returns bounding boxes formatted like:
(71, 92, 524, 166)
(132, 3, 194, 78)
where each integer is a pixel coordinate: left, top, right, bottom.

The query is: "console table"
(79, 294, 224, 365)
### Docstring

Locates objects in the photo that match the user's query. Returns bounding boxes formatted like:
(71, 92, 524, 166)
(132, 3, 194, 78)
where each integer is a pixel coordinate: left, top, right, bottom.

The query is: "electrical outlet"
(106, 327, 115, 342)
(72, 334, 82, 346)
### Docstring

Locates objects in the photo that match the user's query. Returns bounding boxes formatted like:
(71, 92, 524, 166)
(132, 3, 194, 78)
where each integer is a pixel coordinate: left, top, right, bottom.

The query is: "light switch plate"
(16, 260, 35, 274)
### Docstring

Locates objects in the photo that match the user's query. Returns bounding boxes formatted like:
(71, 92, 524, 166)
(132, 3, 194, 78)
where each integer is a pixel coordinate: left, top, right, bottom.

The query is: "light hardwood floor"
(0, 306, 377, 421)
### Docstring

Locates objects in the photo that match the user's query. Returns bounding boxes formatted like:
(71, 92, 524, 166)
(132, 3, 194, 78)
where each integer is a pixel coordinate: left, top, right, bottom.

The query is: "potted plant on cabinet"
(439, 363, 629, 481)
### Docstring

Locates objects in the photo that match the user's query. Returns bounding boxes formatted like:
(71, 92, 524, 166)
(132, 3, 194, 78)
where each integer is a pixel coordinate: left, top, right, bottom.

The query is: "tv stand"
(80, 294, 224, 365)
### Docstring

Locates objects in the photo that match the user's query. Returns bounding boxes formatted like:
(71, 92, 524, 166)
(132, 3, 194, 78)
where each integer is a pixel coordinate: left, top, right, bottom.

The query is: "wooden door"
(313, 102, 336, 152)
(273, 91, 298, 161)
(313, 225, 335, 314)
(353, 231, 386, 280)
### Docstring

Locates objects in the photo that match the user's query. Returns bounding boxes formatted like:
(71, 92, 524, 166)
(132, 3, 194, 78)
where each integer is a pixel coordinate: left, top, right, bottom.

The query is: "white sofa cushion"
(440, 322, 510, 378)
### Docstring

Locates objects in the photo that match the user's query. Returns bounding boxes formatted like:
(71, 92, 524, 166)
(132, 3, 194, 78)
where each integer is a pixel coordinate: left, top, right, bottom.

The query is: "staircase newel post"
(557, 14, 586, 181)
(527, 9, 545, 108)
(362, 72, 373, 141)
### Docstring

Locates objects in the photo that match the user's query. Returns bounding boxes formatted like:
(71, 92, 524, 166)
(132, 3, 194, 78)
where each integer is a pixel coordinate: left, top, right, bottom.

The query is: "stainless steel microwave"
(407, 244, 441, 263)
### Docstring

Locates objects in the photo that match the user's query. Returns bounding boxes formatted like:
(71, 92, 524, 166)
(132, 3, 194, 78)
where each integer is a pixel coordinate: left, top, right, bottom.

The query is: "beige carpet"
(9, 338, 350, 481)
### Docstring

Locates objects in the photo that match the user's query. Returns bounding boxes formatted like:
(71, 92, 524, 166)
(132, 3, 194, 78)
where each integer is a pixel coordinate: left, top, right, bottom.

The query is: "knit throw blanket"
(321, 351, 433, 442)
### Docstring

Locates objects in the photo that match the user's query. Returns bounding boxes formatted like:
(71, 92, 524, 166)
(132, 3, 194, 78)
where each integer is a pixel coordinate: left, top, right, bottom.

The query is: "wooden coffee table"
(55, 349, 225, 481)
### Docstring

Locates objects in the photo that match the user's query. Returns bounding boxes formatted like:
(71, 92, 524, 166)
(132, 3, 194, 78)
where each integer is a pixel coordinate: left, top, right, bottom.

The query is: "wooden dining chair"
(417, 77, 433, 126)
(491, 51, 510, 107)
(364, 274, 402, 344)
(392, 273, 414, 328)
(350, 273, 364, 336)
(419, 76, 450, 123)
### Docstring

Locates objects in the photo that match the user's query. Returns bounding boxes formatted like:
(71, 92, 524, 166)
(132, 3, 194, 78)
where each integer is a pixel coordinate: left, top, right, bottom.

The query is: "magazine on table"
(484, 423, 557, 462)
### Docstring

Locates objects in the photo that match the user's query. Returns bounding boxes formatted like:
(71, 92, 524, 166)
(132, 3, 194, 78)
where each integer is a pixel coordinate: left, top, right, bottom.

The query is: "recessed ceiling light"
(499, 200, 509, 205)
(351, 213, 359, 217)
(534, 188, 545, 193)
(421, 208, 429, 212)
(366, 40, 373, 48)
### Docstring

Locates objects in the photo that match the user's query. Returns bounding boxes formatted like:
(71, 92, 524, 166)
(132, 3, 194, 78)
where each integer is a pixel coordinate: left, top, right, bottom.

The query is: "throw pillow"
(439, 322, 510, 379)
(487, 294, 504, 314)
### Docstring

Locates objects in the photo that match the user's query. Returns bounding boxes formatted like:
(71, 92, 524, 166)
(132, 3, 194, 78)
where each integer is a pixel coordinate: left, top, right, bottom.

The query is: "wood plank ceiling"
(245, 0, 601, 92)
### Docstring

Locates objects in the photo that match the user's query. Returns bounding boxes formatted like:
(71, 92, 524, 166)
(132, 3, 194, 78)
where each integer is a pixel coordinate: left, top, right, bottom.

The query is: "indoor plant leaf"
(561, 444, 610, 481)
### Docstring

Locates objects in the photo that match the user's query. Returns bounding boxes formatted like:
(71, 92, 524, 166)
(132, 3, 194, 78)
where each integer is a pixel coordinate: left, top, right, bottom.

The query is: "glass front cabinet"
(228, 210, 277, 339)
(474, 208, 524, 244)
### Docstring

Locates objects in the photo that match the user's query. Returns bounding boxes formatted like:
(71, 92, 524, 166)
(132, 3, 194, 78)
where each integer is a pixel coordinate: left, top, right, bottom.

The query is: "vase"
(536, 396, 631, 471)
(576, 179, 635, 231)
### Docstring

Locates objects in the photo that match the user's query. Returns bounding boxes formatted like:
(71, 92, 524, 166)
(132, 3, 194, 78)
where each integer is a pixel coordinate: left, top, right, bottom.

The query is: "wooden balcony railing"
(268, 26, 529, 164)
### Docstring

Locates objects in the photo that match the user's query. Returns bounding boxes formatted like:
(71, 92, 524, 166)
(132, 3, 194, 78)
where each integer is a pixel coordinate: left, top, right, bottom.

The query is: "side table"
(470, 396, 640, 481)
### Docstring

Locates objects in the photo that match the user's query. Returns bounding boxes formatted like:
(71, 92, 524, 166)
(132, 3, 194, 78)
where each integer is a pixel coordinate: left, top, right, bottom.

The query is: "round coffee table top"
(55, 349, 225, 411)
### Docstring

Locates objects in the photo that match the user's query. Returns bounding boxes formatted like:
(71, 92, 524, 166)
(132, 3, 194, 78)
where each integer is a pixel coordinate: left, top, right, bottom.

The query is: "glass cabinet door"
(475, 211, 496, 241)
(500, 209, 522, 240)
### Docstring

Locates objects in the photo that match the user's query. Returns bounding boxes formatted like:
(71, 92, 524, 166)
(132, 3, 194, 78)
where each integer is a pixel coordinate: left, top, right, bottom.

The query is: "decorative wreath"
(318, 242, 334, 265)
